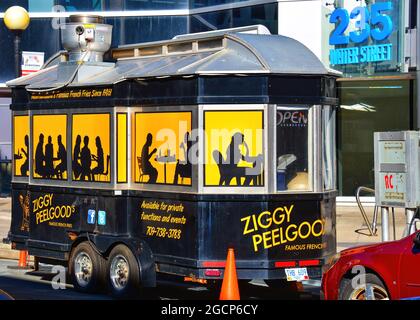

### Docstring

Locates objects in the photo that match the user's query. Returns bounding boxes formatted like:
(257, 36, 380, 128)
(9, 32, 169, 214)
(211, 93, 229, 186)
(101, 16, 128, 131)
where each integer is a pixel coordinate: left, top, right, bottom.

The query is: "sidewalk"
(336, 205, 407, 252)
(0, 197, 409, 259)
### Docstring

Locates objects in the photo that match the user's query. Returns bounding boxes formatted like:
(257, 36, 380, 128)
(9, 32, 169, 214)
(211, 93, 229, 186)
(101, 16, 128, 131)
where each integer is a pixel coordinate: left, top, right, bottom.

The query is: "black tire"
(69, 242, 106, 293)
(339, 273, 389, 300)
(107, 244, 141, 299)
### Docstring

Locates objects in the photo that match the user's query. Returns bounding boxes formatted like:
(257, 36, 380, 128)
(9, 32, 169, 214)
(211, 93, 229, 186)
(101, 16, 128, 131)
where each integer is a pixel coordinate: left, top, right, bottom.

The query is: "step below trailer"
(6, 15, 339, 297)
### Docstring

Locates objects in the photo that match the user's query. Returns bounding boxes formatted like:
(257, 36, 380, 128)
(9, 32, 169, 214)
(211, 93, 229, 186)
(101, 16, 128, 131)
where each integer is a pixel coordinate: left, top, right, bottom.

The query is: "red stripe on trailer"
(299, 259, 320, 267)
(202, 261, 226, 268)
(275, 261, 296, 268)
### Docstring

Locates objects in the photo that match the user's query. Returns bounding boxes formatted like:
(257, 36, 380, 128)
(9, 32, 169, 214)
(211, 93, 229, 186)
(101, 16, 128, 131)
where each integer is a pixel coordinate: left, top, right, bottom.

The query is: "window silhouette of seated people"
(214, 132, 263, 186)
(141, 133, 158, 183)
(80, 136, 92, 181)
(54, 135, 67, 180)
(91, 136, 105, 181)
(35, 133, 46, 178)
(44, 136, 55, 179)
(15, 135, 29, 177)
(72, 135, 82, 180)
(173, 132, 192, 185)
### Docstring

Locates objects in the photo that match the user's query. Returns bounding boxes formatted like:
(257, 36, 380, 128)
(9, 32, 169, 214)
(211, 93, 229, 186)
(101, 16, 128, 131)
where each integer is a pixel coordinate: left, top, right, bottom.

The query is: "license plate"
(285, 268, 309, 282)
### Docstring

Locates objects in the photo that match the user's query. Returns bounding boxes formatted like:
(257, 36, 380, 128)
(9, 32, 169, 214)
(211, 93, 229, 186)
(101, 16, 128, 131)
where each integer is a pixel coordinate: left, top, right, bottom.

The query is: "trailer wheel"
(107, 244, 140, 298)
(69, 242, 106, 293)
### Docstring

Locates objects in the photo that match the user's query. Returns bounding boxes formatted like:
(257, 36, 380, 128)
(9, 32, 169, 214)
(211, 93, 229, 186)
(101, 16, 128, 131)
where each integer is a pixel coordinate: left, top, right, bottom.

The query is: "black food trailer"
(6, 15, 339, 297)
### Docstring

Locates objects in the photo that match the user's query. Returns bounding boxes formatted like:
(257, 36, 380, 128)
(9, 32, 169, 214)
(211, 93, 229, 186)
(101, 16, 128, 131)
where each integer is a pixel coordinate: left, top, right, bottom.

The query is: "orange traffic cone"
(18, 250, 28, 268)
(219, 248, 240, 300)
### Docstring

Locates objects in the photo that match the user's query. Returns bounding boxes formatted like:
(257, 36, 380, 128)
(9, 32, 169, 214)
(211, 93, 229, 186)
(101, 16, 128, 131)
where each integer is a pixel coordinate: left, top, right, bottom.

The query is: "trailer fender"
(127, 239, 156, 288)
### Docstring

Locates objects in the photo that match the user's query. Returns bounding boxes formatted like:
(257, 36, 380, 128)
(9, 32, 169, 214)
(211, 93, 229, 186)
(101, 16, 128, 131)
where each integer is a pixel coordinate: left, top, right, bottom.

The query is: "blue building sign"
(328, 0, 402, 75)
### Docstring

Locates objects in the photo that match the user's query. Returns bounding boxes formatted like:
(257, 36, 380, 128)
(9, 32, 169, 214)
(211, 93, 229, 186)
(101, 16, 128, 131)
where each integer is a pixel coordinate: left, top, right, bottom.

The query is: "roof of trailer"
(7, 32, 339, 89)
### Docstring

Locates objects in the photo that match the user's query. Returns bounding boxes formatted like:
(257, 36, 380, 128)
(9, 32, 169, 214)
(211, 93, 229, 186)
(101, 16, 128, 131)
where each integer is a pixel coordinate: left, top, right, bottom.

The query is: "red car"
(322, 231, 420, 300)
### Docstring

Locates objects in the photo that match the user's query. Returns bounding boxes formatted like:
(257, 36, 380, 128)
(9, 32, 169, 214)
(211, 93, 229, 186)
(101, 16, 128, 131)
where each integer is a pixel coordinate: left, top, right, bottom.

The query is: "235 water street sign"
(329, 2, 394, 66)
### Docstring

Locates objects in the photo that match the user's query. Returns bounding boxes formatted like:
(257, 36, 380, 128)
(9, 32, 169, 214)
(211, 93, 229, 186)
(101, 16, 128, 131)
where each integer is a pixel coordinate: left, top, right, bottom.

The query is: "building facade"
(0, 0, 418, 199)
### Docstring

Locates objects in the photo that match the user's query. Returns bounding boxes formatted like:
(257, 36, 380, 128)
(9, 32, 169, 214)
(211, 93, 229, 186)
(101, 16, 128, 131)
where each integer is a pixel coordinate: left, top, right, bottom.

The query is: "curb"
(0, 243, 34, 261)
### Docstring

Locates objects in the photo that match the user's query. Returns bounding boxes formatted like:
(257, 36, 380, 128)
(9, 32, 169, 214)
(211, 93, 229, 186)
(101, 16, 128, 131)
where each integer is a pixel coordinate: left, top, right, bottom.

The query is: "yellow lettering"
(298, 222, 312, 239)
(285, 224, 298, 242)
(284, 205, 294, 222)
(262, 230, 272, 249)
(272, 207, 285, 225)
(257, 211, 272, 229)
(252, 234, 262, 252)
(271, 228, 280, 247)
(241, 216, 255, 235)
(312, 219, 324, 237)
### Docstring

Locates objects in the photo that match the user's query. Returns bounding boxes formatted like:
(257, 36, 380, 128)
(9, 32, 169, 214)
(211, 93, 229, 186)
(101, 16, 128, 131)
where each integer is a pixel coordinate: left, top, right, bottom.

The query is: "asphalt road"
(0, 259, 320, 300)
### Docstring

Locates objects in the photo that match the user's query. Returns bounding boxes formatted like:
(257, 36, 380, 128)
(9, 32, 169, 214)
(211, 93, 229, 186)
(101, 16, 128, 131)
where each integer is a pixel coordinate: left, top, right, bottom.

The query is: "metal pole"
(381, 207, 390, 241)
(405, 208, 416, 236)
(13, 31, 22, 78)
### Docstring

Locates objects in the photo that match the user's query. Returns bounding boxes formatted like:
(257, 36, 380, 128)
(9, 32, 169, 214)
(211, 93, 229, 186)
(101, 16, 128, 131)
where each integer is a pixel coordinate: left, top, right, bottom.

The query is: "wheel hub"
(74, 252, 93, 287)
(110, 255, 130, 290)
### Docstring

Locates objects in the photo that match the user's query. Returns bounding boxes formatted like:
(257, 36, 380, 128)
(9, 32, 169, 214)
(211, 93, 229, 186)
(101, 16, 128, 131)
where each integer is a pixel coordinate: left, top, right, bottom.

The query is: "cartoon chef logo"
(19, 192, 30, 232)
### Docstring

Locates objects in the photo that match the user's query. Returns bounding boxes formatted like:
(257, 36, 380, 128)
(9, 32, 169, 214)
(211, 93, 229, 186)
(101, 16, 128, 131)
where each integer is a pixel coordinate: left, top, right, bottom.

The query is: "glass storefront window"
(0, 16, 188, 83)
(0, 18, 61, 83)
(0, 0, 189, 12)
(338, 80, 411, 196)
(276, 106, 312, 192)
(190, 3, 278, 34)
(105, 16, 188, 46)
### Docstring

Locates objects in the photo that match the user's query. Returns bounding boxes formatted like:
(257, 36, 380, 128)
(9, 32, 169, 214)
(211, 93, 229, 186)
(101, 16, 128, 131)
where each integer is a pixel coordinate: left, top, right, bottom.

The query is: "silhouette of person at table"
(218, 132, 262, 186)
(19, 135, 29, 177)
(35, 134, 46, 178)
(91, 136, 104, 181)
(72, 135, 82, 180)
(44, 136, 54, 179)
(141, 133, 158, 183)
(80, 136, 92, 181)
(54, 135, 67, 179)
(173, 132, 192, 185)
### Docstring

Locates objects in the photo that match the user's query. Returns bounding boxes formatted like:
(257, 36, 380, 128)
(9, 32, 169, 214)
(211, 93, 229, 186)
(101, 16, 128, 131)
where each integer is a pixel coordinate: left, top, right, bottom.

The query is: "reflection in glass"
(190, 3, 278, 34)
(338, 80, 410, 196)
(276, 107, 310, 192)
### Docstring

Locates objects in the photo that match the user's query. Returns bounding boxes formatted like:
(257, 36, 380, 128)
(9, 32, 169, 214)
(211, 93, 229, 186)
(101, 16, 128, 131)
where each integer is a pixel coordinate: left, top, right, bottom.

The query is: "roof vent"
(61, 14, 113, 63)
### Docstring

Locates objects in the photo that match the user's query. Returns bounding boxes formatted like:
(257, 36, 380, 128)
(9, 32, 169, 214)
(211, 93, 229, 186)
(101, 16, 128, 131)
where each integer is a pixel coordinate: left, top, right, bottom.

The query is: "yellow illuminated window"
(72, 113, 111, 183)
(204, 110, 264, 187)
(13, 115, 29, 178)
(117, 113, 127, 183)
(32, 114, 68, 180)
(134, 112, 192, 186)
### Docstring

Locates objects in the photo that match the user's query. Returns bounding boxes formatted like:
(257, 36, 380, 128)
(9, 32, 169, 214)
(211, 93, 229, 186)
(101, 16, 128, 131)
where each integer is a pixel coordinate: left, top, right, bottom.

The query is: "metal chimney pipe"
(61, 14, 113, 63)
